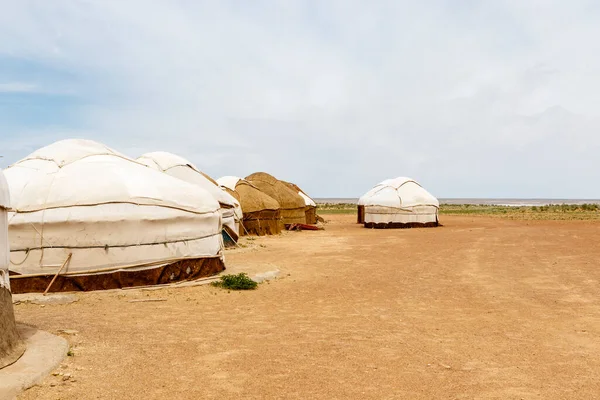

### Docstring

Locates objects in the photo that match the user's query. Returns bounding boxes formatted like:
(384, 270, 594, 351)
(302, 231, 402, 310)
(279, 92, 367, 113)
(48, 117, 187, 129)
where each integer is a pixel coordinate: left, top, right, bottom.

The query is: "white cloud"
(0, 82, 38, 93)
(1, 1, 600, 197)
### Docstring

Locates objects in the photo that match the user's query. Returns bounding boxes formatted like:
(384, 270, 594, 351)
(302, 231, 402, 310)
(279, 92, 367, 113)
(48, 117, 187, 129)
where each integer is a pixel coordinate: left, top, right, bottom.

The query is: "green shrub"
(212, 273, 258, 290)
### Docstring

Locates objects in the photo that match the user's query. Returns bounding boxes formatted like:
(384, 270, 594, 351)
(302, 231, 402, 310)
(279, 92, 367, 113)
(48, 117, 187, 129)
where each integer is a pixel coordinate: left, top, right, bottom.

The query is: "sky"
(1, 1, 600, 198)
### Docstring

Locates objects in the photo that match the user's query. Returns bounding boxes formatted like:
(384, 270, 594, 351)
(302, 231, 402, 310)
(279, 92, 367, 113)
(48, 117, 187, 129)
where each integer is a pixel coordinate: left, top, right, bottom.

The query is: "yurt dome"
(137, 152, 242, 244)
(0, 171, 25, 368)
(281, 181, 318, 224)
(358, 177, 439, 228)
(245, 172, 306, 225)
(217, 176, 282, 236)
(4, 139, 225, 293)
(4, 139, 128, 206)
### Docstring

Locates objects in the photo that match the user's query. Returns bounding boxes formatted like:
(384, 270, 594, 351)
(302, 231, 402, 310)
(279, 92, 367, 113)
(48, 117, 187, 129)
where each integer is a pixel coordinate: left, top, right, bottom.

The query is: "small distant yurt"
(358, 177, 439, 228)
(245, 173, 306, 226)
(4, 139, 225, 293)
(1, 171, 25, 369)
(137, 152, 242, 246)
(217, 176, 282, 236)
(281, 181, 318, 224)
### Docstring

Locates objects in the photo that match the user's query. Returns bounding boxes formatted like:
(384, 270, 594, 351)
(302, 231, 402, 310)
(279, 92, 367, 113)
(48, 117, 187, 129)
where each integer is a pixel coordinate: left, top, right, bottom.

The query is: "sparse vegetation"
(316, 202, 600, 220)
(440, 203, 600, 220)
(317, 203, 357, 214)
(211, 273, 258, 290)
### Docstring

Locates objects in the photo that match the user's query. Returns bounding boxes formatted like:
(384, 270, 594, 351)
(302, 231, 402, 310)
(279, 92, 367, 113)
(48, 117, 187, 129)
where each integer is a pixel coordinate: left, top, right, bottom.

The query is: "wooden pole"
(43, 253, 72, 296)
(240, 220, 250, 236)
(222, 228, 241, 248)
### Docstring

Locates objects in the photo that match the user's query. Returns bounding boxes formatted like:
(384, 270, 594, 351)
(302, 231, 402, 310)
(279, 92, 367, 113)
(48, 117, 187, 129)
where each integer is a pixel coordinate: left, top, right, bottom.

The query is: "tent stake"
(43, 253, 72, 296)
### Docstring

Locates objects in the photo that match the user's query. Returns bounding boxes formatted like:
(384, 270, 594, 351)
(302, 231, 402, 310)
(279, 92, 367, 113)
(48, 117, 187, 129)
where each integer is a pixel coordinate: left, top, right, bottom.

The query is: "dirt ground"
(13, 214, 600, 399)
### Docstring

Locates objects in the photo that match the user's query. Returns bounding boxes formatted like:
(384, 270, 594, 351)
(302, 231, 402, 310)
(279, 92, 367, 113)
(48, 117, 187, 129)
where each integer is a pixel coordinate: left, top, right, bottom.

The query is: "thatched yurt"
(245, 173, 306, 226)
(1, 170, 25, 369)
(4, 139, 225, 293)
(137, 152, 242, 246)
(281, 181, 318, 224)
(358, 177, 439, 228)
(217, 176, 281, 236)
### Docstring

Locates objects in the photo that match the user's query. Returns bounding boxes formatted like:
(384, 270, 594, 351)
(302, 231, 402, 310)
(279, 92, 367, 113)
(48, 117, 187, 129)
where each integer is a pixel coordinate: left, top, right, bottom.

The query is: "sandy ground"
(13, 214, 600, 399)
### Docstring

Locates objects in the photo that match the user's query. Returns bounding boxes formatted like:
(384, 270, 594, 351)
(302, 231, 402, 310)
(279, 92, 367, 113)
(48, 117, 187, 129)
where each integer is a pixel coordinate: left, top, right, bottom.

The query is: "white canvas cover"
(358, 177, 439, 224)
(137, 152, 242, 237)
(0, 171, 10, 291)
(216, 176, 241, 192)
(1, 169, 24, 370)
(4, 139, 223, 277)
(298, 190, 316, 207)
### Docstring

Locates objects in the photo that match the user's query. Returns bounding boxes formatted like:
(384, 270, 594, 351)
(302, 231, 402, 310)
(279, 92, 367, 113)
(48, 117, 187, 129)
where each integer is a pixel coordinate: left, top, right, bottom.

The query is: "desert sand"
(14, 214, 600, 399)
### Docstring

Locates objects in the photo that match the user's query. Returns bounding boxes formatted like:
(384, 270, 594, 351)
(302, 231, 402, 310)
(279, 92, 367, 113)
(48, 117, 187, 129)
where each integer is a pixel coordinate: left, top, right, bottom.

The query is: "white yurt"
(4, 139, 225, 293)
(137, 152, 242, 245)
(358, 177, 439, 228)
(0, 170, 25, 368)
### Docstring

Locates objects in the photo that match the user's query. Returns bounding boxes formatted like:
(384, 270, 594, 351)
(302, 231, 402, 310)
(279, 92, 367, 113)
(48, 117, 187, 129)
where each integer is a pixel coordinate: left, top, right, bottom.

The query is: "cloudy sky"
(1, 1, 600, 198)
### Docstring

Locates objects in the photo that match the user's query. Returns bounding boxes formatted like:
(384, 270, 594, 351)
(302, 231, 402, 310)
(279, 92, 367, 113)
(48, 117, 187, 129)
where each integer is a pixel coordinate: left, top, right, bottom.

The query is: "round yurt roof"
(245, 172, 305, 210)
(137, 151, 194, 171)
(137, 152, 238, 209)
(4, 139, 127, 206)
(217, 176, 241, 192)
(281, 181, 316, 207)
(358, 177, 439, 208)
(217, 176, 280, 213)
(17, 138, 129, 167)
(5, 140, 220, 214)
(216, 177, 241, 202)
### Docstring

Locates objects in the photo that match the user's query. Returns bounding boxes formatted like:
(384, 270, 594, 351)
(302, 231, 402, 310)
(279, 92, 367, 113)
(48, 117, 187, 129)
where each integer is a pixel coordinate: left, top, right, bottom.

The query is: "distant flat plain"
(316, 197, 600, 206)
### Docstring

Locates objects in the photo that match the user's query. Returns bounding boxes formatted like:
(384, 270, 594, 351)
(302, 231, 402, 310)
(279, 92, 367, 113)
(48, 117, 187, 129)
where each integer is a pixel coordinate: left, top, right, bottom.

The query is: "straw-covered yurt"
(245, 172, 306, 225)
(217, 176, 282, 236)
(137, 152, 242, 245)
(281, 181, 318, 224)
(1, 170, 25, 369)
(358, 177, 439, 228)
(4, 139, 225, 293)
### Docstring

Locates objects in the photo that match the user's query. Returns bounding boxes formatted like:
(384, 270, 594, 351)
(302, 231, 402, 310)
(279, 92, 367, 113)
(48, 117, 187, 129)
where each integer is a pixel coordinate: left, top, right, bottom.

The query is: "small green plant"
(67, 349, 75, 357)
(211, 273, 258, 290)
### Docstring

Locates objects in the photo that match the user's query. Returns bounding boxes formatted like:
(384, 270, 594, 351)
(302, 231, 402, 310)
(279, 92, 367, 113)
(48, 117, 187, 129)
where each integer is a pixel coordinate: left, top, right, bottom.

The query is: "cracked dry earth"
(14, 214, 600, 399)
